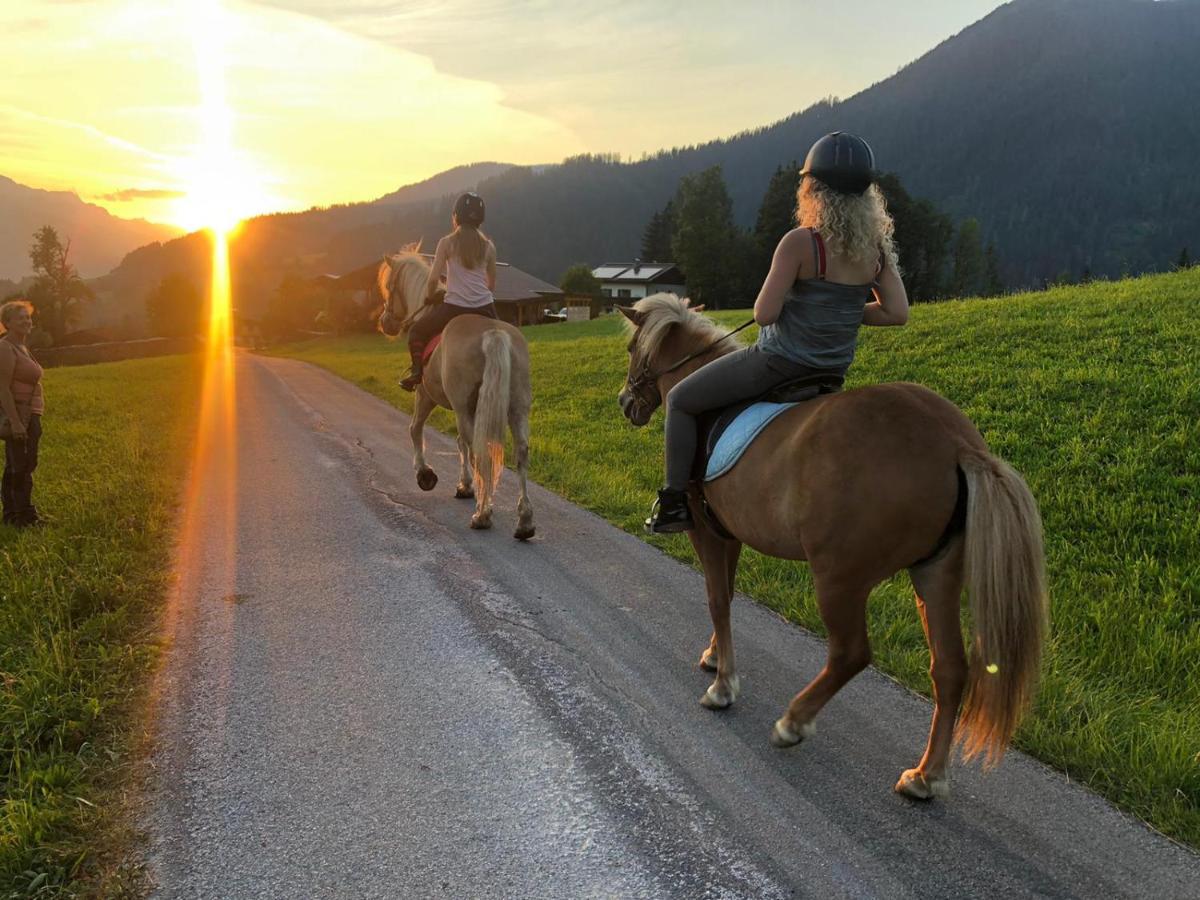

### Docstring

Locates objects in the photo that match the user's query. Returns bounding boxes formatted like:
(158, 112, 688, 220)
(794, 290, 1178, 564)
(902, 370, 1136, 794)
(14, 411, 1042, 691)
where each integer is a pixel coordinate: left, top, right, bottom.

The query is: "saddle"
(421, 333, 443, 365)
(693, 371, 844, 481)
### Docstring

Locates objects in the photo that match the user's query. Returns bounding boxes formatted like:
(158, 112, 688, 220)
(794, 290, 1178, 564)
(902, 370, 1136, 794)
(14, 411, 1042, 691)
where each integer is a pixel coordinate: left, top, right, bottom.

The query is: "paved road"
(145, 353, 1199, 899)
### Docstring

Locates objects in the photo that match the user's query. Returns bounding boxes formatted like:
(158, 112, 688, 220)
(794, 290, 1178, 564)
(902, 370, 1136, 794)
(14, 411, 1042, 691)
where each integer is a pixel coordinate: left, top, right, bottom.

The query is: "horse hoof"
(514, 524, 536, 541)
(416, 468, 438, 492)
(769, 717, 815, 748)
(699, 675, 739, 710)
(699, 649, 719, 672)
(470, 514, 492, 530)
(894, 769, 949, 801)
(454, 484, 475, 499)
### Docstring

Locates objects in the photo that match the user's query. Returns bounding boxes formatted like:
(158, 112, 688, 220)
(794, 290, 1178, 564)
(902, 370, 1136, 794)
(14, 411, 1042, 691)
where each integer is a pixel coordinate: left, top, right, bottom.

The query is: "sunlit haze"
(3, 0, 1004, 229)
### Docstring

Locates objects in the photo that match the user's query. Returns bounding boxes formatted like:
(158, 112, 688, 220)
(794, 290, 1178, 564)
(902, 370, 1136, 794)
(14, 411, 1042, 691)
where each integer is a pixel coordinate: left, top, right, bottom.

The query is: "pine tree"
(875, 173, 953, 301)
(640, 200, 677, 262)
(1178, 247, 1193, 270)
(671, 167, 739, 308)
(951, 219, 985, 298)
(753, 163, 800, 275)
(983, 242, 1005, 296)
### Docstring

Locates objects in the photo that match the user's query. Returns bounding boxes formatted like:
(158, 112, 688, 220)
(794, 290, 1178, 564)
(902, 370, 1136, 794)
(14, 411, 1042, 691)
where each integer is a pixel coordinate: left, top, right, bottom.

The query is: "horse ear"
(690, 304, 706, 313)
(617, 305, 644, 326)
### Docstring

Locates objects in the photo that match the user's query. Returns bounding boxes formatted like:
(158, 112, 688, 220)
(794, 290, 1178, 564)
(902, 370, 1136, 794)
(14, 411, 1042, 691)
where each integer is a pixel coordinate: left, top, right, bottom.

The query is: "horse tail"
(955, 447, 1049, 767)
(472, 329, 512, 507)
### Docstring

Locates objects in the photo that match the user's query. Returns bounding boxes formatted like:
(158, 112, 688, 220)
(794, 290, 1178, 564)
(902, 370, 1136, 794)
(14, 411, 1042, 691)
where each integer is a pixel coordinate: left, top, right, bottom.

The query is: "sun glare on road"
(180, 0, 239, 599)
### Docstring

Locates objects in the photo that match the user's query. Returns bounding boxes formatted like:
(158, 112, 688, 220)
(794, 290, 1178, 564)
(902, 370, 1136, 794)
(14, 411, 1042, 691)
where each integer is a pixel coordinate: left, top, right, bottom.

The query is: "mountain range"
(0, 176, 181, 282)
(7, 0, 1199, 326)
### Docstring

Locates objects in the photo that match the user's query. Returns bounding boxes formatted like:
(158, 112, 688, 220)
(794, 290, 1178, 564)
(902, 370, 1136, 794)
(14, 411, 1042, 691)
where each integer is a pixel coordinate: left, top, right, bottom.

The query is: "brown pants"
(2, 413, 41, 525)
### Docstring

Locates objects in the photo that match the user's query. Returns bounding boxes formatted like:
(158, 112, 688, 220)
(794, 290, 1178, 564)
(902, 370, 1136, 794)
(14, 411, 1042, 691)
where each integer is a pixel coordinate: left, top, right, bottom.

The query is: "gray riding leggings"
(663, 345, 824, 490)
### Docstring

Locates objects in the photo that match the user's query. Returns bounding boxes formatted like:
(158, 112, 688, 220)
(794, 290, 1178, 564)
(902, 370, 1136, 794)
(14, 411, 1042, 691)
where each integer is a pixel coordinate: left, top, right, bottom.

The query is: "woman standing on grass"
(645, 132, 911, 532)
(400, 192, 500, 391)
(0, 300, 46, 528)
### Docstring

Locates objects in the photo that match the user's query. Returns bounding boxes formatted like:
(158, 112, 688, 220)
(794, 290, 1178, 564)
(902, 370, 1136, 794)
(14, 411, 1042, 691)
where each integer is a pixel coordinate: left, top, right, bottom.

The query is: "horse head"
(617, 293, 715, 427)
(376, 243, 429, 337)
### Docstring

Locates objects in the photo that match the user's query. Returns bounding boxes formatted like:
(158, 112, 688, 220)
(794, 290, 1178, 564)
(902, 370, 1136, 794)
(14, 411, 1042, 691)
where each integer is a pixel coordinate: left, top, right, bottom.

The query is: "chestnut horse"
(377, 250, 535, 540)
(617, 294, 1048, 799)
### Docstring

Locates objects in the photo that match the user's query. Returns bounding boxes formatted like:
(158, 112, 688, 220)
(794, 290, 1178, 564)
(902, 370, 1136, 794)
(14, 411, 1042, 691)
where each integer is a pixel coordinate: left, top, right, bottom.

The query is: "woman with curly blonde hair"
(647, 132, 910, 532)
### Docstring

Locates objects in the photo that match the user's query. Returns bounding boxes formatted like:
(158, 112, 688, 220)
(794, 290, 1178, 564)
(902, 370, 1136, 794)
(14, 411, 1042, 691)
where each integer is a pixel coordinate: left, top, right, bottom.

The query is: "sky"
(1, 0, 1005, 229)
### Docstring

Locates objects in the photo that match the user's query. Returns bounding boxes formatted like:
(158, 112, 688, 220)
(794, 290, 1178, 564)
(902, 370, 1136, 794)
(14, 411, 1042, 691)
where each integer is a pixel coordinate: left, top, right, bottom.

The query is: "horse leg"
(453, 409, 491, 530)
(770, 573, 872, 747)
(511, 410, 535, 541)
(411, 388, 438, 491)
(454, 432, 475, 499)
(896, 539, 967, 800)
(689, 523, 743, 709)
(699, 535, 742, 672)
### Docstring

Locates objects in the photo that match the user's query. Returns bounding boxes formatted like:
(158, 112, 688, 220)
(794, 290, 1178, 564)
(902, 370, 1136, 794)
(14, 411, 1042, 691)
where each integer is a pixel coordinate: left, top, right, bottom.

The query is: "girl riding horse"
(400, 192, 499, 392)
(646, 132, 910, 532)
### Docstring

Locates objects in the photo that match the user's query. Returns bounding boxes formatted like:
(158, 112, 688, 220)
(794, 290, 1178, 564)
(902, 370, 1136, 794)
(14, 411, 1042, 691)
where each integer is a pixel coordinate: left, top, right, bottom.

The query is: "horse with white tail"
(618, 293, 1049, 799)
(377, 249, 535, 540)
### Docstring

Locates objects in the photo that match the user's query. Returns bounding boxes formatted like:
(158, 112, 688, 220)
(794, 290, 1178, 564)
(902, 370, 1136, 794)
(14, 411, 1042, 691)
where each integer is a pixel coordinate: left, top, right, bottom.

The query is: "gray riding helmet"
(800, 132, 877, 195)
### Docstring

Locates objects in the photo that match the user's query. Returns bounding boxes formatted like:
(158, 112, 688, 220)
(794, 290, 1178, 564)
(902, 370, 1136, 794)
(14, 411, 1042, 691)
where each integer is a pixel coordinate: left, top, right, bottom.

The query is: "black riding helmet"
(453, 191, 486, 227)
(800, 132, 876, 195)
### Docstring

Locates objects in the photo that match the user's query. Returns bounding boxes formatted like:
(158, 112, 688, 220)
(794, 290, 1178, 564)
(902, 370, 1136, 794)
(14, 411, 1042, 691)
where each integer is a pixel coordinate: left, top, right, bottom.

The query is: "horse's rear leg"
(453, 409, 491, 529)
(770, 573, 872, 747)
(897, 539, 967, 800)
(689, 524, 743, 709)
(454, 433, 474, 499)
(511, 411, 535, 541)
(411, 389, 438, 491)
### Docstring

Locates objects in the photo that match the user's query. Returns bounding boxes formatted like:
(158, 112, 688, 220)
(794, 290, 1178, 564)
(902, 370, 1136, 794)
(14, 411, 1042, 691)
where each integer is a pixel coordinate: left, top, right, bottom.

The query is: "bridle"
(626, 317, 755, 396)
(381, 260, 432, 333)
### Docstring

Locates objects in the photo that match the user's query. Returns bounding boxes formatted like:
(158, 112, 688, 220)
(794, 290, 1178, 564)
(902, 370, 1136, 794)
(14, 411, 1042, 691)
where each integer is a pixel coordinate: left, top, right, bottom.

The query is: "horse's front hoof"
(470, 512, 493, 530)
(894, 768, 949, 801)
(700, 674, 739, 710)
(513, 523, 536, 541)
(699, 649, 719, 672)
(769, 717, 815, 748)
(416, 468, 438, 492)
(454, 484, 475, 499)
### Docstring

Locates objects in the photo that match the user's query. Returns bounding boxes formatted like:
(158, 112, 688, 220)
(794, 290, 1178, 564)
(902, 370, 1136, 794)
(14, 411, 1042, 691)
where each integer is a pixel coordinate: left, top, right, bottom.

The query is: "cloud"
(97, 187, 187, 201)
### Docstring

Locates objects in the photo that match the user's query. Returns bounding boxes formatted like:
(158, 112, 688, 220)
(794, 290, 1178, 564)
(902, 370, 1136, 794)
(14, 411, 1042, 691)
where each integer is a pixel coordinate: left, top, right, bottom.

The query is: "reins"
(631, 317, 755, 390)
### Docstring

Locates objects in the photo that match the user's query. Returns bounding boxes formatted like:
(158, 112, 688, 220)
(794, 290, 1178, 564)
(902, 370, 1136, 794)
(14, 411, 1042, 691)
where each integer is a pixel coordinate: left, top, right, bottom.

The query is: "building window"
(617, 289, 631, 298)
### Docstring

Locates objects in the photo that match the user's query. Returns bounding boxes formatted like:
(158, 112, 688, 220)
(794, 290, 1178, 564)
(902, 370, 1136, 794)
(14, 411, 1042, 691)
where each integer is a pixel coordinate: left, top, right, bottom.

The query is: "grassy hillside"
(1, 356, 200, 895)
(274, 267, 1200, 849)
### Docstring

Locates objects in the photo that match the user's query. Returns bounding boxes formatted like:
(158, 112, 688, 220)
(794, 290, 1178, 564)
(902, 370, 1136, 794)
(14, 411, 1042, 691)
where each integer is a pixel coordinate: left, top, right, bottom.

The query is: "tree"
(875, 173, 954, 301)
(1178, 247, 1193, 270)
(950, 218, 985, 298)
(671, 166, 739, 308)
(753, 163, 800, 276)
(640, 200, 677, 261)
(146, 273, 204, 337)
(983, 242, 1005, 297)
(559, 263, 601, 296)
(28, 226, 93, 342)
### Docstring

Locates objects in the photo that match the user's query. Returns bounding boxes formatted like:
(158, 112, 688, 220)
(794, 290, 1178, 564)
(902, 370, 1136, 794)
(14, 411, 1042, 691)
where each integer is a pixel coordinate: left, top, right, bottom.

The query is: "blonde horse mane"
(625, 292, 728, 363)
(377, 247, 432, 322)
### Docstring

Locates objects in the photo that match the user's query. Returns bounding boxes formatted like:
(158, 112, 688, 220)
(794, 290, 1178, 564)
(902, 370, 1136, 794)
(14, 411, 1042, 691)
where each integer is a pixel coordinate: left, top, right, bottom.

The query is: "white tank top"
(446, 257, 493, 308)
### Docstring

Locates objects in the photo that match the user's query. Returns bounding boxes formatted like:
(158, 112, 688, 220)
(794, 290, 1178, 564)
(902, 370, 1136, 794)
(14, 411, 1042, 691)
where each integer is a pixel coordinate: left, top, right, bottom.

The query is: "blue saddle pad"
(704, 402, 797, 482)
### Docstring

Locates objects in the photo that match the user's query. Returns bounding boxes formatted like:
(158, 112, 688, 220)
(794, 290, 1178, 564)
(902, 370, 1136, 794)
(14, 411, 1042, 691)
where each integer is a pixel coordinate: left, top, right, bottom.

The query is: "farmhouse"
(591, 260, 687, 301)
(320, 255, 565, 326)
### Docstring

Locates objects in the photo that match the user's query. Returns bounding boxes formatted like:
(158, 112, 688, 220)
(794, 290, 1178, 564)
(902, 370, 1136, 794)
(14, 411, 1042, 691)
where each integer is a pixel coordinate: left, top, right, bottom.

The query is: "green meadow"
(1, 356, 200, 896)
(276, 268, 1200, 849)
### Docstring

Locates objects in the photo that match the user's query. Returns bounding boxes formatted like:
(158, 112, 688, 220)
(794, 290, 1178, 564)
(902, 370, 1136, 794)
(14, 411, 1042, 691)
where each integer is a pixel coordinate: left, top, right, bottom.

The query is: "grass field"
(1, 355, 200, 896)
(275, 268, 1200, 849)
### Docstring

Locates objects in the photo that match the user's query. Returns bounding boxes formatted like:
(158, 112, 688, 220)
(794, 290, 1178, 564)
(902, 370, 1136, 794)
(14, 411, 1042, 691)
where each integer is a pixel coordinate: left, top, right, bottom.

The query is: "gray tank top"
(757, 232, 873, 371)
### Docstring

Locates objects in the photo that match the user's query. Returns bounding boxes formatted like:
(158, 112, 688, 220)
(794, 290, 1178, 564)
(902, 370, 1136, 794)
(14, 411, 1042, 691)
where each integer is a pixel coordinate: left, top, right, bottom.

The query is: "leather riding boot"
(645, 488, 693, 534)
(399, 355, 423, 392)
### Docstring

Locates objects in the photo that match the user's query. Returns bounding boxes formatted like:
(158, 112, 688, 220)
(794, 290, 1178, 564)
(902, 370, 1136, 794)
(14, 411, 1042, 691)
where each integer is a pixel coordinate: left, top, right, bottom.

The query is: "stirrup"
(399, 370, 423, 392)
(645, 489, 693, 534)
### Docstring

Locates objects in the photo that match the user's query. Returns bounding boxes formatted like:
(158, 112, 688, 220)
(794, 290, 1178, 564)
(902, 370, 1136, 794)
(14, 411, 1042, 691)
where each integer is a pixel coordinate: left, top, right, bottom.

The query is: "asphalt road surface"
(145, 352, 1200, 899)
